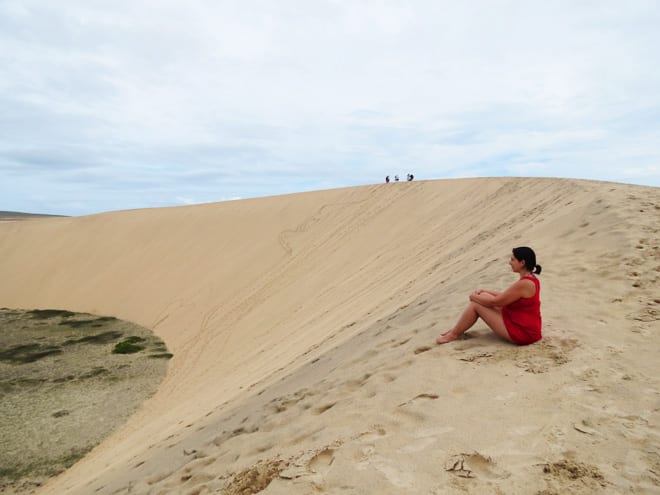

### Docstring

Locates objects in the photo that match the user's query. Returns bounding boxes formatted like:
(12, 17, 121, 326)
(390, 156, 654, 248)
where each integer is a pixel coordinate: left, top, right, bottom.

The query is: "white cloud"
(0, 0, 659, 215)
(176, 196, 197, 205)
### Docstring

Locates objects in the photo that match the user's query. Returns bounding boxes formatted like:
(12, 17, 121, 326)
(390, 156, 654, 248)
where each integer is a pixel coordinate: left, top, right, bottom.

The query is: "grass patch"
(112, 337, 146, 354)
(29, 309, 75, 319)
(79, 367, 109, 379)
(0, 343, 62, 364)
(0, 446, 92, 481)
(59, 318, 106, 328)
(0, 377, 49, 394)
(0, 308, 171, 493)
(52, 375, 76, 383)
(149, 353, 173, 359)
(62, 331, 124, 346)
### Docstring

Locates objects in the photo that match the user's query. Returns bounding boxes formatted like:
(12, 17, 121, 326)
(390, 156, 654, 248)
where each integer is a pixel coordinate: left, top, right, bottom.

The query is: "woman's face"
(509, 254, 526, 273)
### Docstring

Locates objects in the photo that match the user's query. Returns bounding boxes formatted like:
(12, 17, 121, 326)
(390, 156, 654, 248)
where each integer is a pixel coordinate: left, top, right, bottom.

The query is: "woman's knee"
(466, 301, 481, 314)
(471, 301, 488, 314)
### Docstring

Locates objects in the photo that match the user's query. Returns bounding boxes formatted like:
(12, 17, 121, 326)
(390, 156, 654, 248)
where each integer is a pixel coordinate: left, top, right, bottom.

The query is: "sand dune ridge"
(0, 178, 658, 494)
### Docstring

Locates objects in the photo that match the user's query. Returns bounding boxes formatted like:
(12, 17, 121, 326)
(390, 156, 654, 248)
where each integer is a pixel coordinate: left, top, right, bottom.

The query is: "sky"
(1, 1, 659, 216)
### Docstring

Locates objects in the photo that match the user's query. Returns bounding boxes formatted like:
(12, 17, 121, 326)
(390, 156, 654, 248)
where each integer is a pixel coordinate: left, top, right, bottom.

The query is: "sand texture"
(0, 177, 658, 494)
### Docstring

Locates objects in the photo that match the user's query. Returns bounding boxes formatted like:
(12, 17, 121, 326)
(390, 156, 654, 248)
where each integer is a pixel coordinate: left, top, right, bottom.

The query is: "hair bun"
(534, 264, 543, 275)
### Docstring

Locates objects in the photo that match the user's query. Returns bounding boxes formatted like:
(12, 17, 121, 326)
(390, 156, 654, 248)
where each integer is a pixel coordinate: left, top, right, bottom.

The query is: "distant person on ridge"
(395, 175, 399, 182)
(436, 247, 542, 345)
(407, 173, 414, 181)
(385, 175, 390, 183)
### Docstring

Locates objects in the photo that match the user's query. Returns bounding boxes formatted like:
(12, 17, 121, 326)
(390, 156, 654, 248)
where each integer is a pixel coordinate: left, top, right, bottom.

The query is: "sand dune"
(0, 178, 658, 494)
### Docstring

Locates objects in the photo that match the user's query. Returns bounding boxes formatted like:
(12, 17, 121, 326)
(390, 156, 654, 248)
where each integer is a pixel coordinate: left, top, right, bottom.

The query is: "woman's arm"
(477, 289, 501, 297)
(470, 280, 536, 308)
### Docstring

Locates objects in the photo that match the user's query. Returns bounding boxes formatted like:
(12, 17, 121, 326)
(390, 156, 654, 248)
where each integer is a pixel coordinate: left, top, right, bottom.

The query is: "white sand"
(0, 177, 658, 494)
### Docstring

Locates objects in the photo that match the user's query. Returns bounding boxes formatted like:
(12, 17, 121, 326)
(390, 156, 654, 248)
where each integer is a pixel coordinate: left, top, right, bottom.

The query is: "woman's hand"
(469, 289, 499, 308)
(468, 289, 486, 302)
(469, 290, 483, 302)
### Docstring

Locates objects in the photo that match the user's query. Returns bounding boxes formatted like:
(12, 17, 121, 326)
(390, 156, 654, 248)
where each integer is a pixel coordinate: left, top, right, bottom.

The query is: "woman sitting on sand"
(436, 247, 542, 345)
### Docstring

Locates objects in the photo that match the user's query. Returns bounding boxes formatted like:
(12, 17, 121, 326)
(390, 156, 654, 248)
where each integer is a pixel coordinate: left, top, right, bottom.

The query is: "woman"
(436, 247, 542, 345)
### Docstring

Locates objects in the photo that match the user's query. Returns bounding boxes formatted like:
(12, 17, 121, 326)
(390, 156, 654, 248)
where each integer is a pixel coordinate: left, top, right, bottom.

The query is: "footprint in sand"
(268, 388, 315, 414)
(398, 393, 439, 407)
(630, 303, 660, 322)
(459, 352, 493, 363)
(348, 349, 379, 366)
(211, 425, 259, 447)
(376, 337, 411, 350)
(573, 419, 599, 436)
(414, 346, 432, 355)
(344, 373, 372, 391)
(308, 448, 335, 474)
(445, 452, 509, 480)
(314, 402, 336, 415)
(355, 426, 387, 443)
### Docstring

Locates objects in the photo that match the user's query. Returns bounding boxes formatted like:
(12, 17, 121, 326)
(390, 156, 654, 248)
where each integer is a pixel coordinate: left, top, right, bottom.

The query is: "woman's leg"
(436, 301, 512, 344)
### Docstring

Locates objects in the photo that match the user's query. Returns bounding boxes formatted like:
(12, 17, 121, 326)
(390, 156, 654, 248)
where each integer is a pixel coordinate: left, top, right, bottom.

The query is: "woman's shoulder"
(516, 277, 537, 297)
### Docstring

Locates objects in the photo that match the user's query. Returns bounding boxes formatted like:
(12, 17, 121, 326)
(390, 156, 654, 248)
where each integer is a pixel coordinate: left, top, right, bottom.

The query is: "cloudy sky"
(1, 1, 659, 216)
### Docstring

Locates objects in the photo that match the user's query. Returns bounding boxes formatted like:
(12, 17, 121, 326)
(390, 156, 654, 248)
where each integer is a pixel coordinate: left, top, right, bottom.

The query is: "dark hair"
(513, 246, 542, 274)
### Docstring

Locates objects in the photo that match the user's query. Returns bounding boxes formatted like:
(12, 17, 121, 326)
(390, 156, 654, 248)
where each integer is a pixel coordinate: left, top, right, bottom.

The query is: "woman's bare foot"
(436, 331, 458, 344)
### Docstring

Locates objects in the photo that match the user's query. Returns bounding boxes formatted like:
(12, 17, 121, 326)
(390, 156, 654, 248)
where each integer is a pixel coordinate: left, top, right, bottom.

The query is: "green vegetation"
(112, 336, 146, 354)
(59, 316, 116, 328)
(62, 331, 124, 346)
(0, 343, 62, 364)
(29, 309, 75, 319)
(79, 367, 109, 379)
(0, 307, 172, 492)
(0, 446, 92, 481)
(149, 352, 173, 359)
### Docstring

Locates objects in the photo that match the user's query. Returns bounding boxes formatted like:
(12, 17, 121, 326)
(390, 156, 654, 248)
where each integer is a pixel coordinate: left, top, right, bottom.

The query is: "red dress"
(502, 275, 542, 345)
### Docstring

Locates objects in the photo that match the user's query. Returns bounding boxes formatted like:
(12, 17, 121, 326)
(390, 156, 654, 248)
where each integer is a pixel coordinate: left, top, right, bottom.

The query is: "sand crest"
(0, 178, 658, 494)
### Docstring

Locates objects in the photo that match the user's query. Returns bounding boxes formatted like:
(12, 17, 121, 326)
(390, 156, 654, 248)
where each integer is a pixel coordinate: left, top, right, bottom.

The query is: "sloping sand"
(0, 178, 657, 494)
